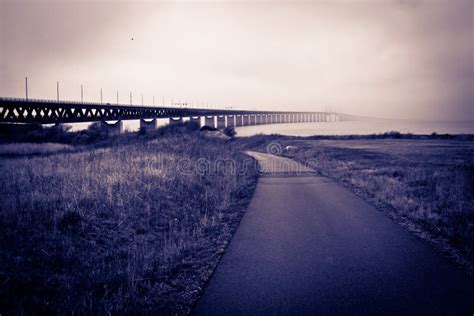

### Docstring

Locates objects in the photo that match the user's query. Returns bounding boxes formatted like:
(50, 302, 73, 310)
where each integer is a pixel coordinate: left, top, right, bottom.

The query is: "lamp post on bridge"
(25, 77, 28, 100)
(100, 88, 103, 104)
(56, 81, 59, 101)
(81, 85, 83, 103)
(130, 92, 132, 106)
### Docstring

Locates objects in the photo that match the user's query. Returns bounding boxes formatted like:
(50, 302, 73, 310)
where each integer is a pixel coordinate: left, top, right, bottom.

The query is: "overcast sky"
(0, 0, 472, 120)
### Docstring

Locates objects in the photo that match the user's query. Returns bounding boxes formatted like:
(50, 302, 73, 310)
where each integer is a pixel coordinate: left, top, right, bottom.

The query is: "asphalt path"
(193, 152, 473, 315)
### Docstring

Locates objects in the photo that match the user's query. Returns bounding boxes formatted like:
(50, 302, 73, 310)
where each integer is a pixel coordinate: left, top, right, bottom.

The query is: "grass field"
(0, 124, 258, 314)
(239, 135, 474, 273)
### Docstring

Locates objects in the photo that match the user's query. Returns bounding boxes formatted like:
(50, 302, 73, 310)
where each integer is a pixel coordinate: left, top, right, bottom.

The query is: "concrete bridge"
(0, 97, 357, 133)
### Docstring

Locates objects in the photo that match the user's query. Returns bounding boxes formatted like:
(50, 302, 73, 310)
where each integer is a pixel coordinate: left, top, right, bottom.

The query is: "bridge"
(0, 97, 356, 133)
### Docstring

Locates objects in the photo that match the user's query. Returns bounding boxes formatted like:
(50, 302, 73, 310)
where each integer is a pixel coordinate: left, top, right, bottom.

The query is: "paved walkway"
(193, 152, 473, 315)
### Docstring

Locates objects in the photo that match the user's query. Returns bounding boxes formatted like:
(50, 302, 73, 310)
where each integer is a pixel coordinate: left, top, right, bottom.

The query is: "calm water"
(67, 119, 473, 136)
(235, 120, 474, 137)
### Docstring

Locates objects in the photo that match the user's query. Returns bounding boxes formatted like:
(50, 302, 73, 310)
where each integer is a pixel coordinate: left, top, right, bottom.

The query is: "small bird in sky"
(131, 37, 134, 41)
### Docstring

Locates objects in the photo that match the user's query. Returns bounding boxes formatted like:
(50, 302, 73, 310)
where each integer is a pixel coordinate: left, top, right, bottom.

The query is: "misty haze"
(0, 0, 473, 315)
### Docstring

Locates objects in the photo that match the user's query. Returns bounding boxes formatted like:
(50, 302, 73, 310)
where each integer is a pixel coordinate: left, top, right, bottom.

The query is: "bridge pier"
(243, 115, 247, 126)
(217, 115, 226, 129)
(227, 115, 235, 128)
(169, 117, 183, 125)
(235, 115, 243, 127)
(101, 120, 123, 135)
(189, 116, 201, 126)
(204, 116, 215, 128)
(247, 115, 253, 125)
(139, 118, 158, 131)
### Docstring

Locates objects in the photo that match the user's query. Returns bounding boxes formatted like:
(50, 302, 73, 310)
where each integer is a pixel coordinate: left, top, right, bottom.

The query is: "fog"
(1, 0, 472, 120)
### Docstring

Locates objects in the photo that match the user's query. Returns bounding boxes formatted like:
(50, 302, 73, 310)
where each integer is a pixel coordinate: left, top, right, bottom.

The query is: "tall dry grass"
(0, 129, 258, 314)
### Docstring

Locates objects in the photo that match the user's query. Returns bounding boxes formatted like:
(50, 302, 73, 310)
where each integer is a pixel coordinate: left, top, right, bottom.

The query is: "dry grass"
(0, 129, 258, 314)
(0, 142, 75, 156)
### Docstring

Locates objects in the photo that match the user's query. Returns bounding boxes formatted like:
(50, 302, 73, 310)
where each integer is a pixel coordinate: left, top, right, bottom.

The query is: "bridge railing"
(0, 96, 185, 109)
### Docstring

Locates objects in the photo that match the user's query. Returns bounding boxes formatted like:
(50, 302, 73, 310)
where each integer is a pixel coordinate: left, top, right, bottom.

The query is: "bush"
(223, 127, 236, 139)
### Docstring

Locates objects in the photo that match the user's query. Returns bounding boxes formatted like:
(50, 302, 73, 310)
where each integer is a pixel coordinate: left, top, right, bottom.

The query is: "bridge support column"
(169, 117, 183, 125)
(248, 115, 253, 125)
(226, 115, 235, 128)
(189, 116, 201, 126)
(217, 115, 226, 129)
(101, 120, 123, 135)
(204, 116, 215, 128)
(235, 115, 242, 127)
(140, 118, 158, 131)
(242, 115, 249, 126)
